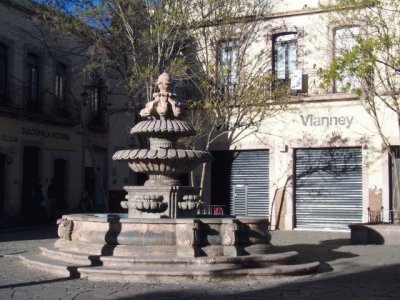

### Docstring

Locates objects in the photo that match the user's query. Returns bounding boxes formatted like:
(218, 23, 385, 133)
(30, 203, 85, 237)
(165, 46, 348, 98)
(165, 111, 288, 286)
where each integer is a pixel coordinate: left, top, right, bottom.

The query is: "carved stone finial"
(139, 72, 182, 119)
(157, 72, 172, 93)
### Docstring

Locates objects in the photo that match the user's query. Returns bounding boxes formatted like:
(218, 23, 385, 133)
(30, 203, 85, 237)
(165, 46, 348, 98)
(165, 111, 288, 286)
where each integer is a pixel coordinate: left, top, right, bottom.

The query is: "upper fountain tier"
(112, 72, 212, 189)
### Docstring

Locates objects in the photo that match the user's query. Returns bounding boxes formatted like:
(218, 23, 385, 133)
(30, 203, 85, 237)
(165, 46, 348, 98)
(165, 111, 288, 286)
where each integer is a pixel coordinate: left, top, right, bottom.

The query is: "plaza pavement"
(1, 224, 400, 299)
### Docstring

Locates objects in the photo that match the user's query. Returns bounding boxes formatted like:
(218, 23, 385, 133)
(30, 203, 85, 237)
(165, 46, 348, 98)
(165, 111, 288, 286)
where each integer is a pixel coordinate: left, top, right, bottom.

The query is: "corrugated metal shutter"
(232, 185, 247, 216)
(295, 148, 363, 230)
(230, 150, 269, 217)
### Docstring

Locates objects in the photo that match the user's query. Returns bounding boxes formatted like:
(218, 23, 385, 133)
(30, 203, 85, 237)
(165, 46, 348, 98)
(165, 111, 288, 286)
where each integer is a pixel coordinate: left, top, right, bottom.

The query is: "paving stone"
(2, 226, 400, 299)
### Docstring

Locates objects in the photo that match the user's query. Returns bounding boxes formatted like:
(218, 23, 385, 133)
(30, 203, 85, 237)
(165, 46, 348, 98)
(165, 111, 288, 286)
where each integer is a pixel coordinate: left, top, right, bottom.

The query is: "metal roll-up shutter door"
(230, 150, 269, 217)
(295, 148, 362, 230)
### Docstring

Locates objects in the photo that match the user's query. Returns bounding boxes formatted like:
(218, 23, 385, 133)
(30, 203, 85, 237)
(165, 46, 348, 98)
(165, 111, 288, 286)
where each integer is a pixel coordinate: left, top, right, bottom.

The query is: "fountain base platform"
(18, 214, 319, 280)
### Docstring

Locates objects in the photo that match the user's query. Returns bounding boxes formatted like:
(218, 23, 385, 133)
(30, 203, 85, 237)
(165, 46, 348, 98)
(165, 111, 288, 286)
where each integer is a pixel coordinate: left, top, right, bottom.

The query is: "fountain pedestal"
(121, 186, 201, 218)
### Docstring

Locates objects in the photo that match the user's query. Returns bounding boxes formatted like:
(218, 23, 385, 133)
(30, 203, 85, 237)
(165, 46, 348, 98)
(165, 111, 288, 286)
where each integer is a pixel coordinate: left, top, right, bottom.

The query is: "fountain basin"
(19, 213, 320, 280)
(56, 214, 271, 257)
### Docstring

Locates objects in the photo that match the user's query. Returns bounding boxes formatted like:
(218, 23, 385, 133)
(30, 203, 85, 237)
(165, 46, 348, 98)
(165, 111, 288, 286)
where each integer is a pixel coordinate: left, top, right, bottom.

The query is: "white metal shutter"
(230, 150, 269, 217)
(295, 148, 362, 230)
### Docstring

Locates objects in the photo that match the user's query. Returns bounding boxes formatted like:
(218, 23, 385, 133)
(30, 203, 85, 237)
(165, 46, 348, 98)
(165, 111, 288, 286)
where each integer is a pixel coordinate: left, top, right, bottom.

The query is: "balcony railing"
(0, 82, 78, 123)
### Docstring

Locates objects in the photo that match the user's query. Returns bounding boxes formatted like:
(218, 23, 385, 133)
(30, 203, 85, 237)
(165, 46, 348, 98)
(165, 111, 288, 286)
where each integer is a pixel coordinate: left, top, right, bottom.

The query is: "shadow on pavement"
(116, 263, 400, 299)
(0, 224, 58, 242)
(268, 238, 356, 273)
(0, 277, 74, 290)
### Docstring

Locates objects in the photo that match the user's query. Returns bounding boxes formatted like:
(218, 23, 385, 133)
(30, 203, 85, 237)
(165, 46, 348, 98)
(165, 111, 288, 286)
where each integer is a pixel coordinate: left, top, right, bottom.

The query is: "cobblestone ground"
(1, 225, 400, 299)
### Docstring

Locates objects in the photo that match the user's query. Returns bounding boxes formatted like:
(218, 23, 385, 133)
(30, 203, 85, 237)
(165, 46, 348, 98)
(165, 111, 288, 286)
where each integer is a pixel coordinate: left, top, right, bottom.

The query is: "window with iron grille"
(90, 79, 107, 121)
(334, 26, 361, 92)
(0, 44, 8, 103)
(273, 33, 297, 82)
(218, 39, 240, 96)
(55, 63, 67, 102)
(27, 53, 39, 103)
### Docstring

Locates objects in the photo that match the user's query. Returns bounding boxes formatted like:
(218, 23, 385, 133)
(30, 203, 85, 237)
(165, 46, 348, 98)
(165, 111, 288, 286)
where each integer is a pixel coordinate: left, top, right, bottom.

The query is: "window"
(218, 40, 240, 95)
(55, 63, 67, 102)
(27, 53, 39, 103)
(89, 79, 107, 121)
(91, 86, 101, 116)
(334, 26, 360, 92)
(274, 33, 297, 82)
(0, 44, 7, 102)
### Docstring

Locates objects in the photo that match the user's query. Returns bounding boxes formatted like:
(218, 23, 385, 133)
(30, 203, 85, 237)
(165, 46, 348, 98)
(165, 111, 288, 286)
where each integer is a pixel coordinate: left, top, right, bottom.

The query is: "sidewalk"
(1, 225, 400, 299)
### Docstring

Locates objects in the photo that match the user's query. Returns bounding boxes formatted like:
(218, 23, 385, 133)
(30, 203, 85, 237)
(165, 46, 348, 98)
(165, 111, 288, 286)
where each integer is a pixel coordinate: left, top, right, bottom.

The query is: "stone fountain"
(113, 72, 212, 219)
(18, 73, 319, 280)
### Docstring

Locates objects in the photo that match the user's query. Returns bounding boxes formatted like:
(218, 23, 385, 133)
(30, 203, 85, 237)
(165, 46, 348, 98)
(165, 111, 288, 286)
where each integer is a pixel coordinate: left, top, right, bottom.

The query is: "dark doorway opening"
(211, 151, 233, 211)
(0, 153, 5, 217)
(53, 159, 66, 211)
(84, 167, 96, 208)
(22, 146, 40, 218)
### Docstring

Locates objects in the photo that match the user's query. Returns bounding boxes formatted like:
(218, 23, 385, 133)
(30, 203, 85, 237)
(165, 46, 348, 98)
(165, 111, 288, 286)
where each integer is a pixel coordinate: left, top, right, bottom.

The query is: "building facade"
(0, 0, 114, 220)
(207, 0, 399, 230)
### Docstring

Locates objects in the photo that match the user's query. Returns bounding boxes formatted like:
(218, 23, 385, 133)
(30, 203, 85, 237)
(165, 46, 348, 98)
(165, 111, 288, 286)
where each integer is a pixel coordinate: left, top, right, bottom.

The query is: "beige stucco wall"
(212, 96, 398, 229)
(197, 1, 399, 229)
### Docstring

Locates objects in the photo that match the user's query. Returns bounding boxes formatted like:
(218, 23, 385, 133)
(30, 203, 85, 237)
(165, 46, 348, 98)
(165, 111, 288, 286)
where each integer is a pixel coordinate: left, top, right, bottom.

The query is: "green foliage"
(320, 0, 400, 109)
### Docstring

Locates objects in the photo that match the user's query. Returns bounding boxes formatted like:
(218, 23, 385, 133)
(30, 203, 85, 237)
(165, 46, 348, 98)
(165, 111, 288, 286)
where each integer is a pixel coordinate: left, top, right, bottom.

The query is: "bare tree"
(38, 0, 288, 198)
(181, 0, 289, 194)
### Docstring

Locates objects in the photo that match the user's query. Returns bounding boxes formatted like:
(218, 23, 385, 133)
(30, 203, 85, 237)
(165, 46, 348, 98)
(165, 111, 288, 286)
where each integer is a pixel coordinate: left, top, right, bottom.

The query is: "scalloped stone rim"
(112, 149, 213, 162)
(131, 119, 196, 136)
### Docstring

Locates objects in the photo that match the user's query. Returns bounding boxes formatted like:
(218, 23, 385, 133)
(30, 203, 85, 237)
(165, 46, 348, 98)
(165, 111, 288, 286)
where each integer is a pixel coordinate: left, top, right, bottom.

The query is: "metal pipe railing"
(368, 207, 400, 224)
(198, 205, 226, 216)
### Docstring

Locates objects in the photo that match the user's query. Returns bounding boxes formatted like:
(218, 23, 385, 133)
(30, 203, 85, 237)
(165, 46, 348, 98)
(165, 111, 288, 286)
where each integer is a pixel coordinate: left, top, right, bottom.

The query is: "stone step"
(19, 251, 319, 281)
(39, 247, 101, 266)
(39, 246, 298, 268)
(99, 251, 299, 267)
(18, 252, 85, 278)
(77, 261, 321, 281)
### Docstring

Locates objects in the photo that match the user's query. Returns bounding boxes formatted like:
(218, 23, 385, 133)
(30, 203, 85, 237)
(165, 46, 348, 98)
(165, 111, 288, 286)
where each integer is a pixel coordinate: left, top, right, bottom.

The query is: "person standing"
(32, 178, 46, 222)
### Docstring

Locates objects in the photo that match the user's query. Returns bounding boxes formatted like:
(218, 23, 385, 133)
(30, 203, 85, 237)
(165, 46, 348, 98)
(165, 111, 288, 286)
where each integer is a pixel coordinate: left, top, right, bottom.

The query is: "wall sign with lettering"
(300, 115, 354, 128)
(21, 127, 70, 141)
(0, 135, 18, 142)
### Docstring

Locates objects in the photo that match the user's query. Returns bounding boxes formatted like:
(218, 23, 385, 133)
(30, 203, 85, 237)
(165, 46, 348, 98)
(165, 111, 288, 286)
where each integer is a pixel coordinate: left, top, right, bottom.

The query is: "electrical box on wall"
(278, 144, 288, 152)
